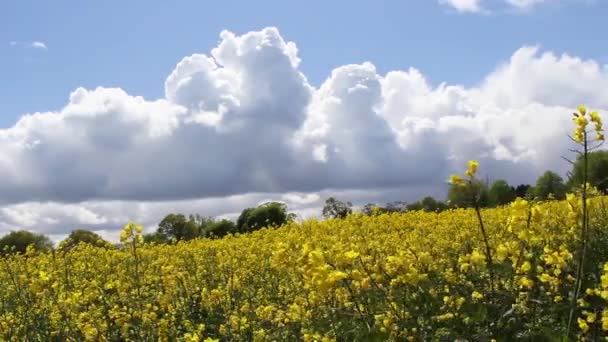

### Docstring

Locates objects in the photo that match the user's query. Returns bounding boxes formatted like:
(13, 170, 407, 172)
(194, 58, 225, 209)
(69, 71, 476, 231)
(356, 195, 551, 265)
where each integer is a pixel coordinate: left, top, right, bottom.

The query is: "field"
(2, 195, 608, 341)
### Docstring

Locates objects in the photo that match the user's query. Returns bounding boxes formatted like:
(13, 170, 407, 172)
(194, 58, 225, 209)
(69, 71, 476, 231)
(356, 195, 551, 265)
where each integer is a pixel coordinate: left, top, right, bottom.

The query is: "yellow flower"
(449, 174, 464, 185)
(465, 160, 479, 177)
(518, 276, 534, 289)
(579, 105, 587, 115)
(578, 317, 590, 334)
(39, 271, 50, 282)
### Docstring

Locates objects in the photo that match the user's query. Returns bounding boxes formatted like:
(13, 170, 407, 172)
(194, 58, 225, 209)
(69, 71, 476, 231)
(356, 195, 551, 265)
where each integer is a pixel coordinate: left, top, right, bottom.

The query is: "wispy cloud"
(9, 40, 48, 50)
(440, 0, 578, 13)
(440, 0, 484, 13)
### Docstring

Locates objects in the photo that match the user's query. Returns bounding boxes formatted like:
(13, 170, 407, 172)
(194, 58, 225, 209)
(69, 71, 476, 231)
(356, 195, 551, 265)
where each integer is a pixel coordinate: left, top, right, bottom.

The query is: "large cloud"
(1, 27, 607, 241)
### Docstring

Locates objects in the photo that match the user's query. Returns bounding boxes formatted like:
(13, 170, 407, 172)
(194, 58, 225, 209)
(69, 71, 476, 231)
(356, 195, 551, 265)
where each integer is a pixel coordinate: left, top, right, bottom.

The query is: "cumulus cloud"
(1, 27, 607, 241)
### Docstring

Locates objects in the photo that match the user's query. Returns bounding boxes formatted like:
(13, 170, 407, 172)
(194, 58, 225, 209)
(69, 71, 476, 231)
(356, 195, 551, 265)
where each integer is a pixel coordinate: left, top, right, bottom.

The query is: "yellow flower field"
(3, 195, 608, 341)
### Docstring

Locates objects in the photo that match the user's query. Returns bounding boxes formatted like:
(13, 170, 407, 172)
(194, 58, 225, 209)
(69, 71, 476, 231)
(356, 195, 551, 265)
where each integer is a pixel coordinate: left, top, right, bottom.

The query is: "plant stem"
(567, 130, 589, 338)
(475, 205, 495, 296)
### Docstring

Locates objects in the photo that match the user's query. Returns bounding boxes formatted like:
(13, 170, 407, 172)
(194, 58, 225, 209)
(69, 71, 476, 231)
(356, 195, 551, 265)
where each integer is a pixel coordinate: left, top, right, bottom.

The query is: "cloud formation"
(9, 41, 48, 50)
(439, 0, 573, 13)
(440, 0, 483, 12)
(1, 27, 607, 241)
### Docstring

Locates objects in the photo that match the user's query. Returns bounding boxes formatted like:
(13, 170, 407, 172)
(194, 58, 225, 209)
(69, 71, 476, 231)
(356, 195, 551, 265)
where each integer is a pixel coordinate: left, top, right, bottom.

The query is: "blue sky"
(1, 0, 605, 127)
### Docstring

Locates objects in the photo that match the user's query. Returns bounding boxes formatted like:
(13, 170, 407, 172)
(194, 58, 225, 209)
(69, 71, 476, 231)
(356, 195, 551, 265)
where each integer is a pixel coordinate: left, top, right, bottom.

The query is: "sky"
(0, 0, 606, 242)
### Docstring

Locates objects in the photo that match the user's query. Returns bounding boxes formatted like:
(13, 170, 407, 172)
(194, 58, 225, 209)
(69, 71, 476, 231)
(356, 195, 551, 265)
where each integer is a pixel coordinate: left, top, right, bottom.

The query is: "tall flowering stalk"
(566, 105, 605, 338)
(450, 161, 495, 294)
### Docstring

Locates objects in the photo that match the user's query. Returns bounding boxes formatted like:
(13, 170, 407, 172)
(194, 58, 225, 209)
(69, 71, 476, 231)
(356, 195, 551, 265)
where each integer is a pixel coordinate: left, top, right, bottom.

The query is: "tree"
(60, 229, 109, 250)
(421, 196, 449, 212)
(362, 203, 379, 216)
(0, 230, 53, 254)
(157, 214, 200, 241)
(489, 179, 516, 206)
(237, 202, 291, 233)
(534, 170, 566, 200)
(406, 201, 424, 212)
(513, 184, 532, 199)
(385, 201, 407, 213)
(447, 179, 489, 208)
(362, 201, 407, 215)
(202, 219, 237, 239)
(568, 150, 608, 194)
(406, 197, 448, 212)
(236, 208, 255, 233)
(143, 232, 168, 244)
(322, 197, 353, 219)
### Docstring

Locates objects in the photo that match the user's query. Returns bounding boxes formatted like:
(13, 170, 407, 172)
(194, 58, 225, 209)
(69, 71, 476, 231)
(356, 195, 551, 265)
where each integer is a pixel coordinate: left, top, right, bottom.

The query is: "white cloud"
(440, 0, 484, 12)
(1, 27, 607, 242)
(31, 41, 48, 50)
(9, 40, 48, 50)
(504, 0, 556, 10)
(440, 0, 579, 13)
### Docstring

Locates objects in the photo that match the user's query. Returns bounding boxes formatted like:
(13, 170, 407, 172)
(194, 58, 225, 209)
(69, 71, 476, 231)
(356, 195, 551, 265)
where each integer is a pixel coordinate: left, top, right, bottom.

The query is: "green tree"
(568, 150, 608, 193)
(385, 201, 407, 213)
(534, 170, 566, 200)
(156, 214, 200, 241)
(60, 229, 109, 250)
(513, 184, 532, 199)
(361, 203, 379, 216)
(362, 201, 407, 215)
(203, 219, 237, 239)
(322, 197, 353, 219)
(421, 196, 449, 212)
(0, 230, 53, 255)
(143, 232, 168, 244)
(406, 201, 424, 211)
(447, 179, 490, 208)
(236, 208, 255, 233)
(237, 202, 291, 233)
(489, 179, 516, 206)
(406, 197, 447, 212)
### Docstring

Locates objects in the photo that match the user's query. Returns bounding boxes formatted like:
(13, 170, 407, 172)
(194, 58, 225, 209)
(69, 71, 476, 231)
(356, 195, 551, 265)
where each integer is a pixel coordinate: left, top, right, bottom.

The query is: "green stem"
(567, 130, 589, 339)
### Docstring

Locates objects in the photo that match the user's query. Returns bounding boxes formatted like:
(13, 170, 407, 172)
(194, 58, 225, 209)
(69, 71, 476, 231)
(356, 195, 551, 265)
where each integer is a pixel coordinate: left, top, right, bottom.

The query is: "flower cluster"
(573, 105, 604, 143)
(0, 197, 606, 340)
(449, 160, 479, 186)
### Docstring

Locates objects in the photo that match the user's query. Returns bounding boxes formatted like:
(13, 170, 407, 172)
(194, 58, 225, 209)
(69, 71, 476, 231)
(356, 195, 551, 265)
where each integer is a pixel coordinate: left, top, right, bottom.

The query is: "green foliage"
(361, 203, 379, 215)
(407, 196, 448, 212)
(447, 179, 489, 208)
(362, 201, 407, 215)
(60, 229, 109, 251)
(236, 208, 255, 233)
(142, 232, 168, 244)
(513, 184, 532, 199)
(157, 214, 200, 241)
(202, 219, 236, 239)
(488, 179, 516, 206)
(0, 230, 53, 255)
(237, 202, 291, 233)
(569, 150, 608, 194)
(322, 197, 353, 219)
(534, 170, 567, 200)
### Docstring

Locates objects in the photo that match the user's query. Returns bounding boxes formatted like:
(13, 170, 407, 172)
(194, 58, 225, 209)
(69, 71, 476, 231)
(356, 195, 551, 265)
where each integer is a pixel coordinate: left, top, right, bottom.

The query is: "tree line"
(1, 150, 607, 253)
(323, 150, 608, 216)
